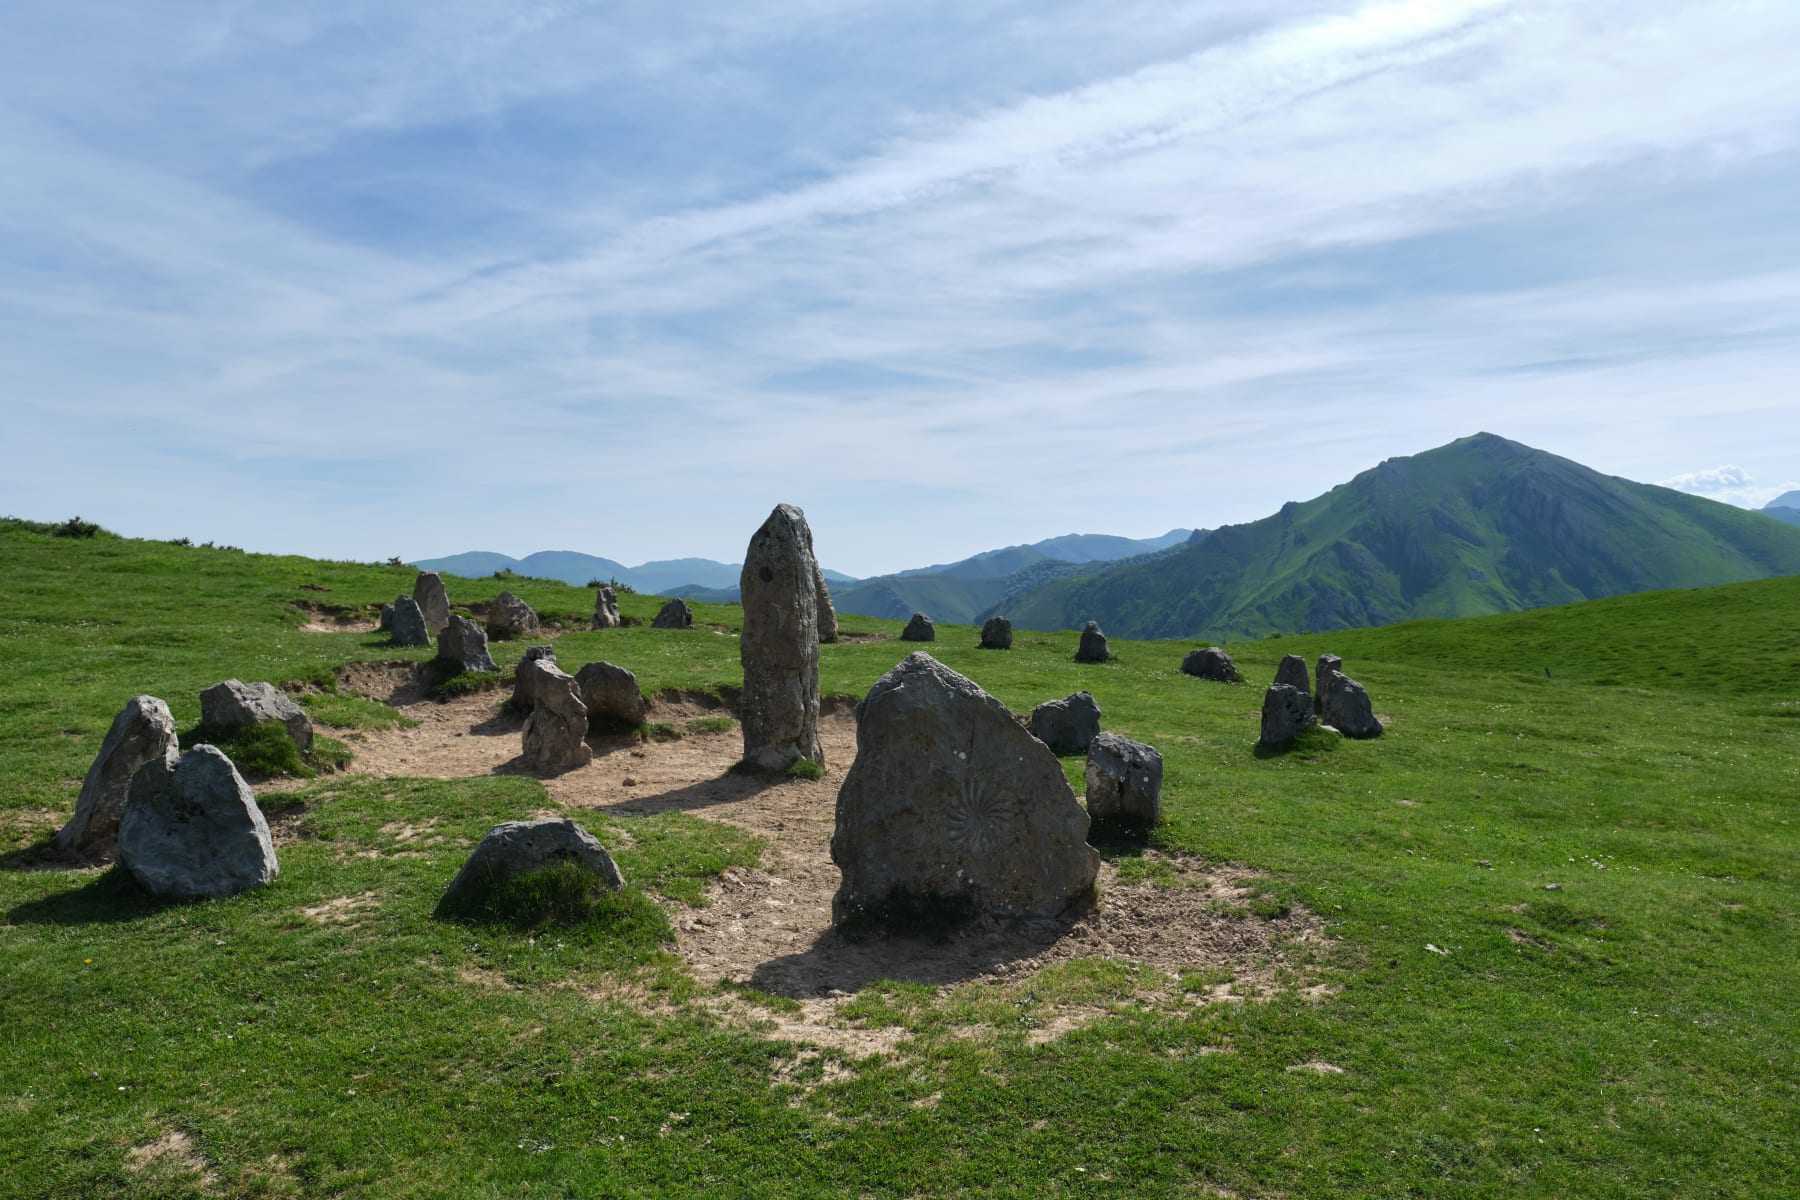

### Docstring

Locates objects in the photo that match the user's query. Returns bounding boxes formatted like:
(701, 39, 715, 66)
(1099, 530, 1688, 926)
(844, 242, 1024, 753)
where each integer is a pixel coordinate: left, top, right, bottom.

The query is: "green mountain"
(1000, 433, 1800, 640)
(1761, 492, 1800, 527)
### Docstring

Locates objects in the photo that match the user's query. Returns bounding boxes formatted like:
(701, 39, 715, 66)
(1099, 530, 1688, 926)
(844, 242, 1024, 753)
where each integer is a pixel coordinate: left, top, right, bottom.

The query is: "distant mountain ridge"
(409, 549, 858, 593)
(1762, 492, 1800, 527)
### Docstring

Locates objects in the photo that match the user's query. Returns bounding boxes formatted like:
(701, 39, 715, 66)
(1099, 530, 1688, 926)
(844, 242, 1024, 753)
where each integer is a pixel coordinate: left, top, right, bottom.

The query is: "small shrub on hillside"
(167, 536, 192, 546)
(53, 516, 103, 539)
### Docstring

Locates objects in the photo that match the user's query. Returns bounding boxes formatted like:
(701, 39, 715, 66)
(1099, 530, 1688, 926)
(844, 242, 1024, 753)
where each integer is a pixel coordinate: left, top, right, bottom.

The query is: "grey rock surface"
(378, 602, 394, 633)
(117, 745, 278, 899)
(1274, 653, 1311, 693)
(1180, 646, 1240, 682)
(390, 595, 431, 647)
(519, 658, 592, 773)
(485, 591, 541, 640)
(900, 612, 936, 642)
(1259, 683, 1316, 747)
(575, 660, 648, 725)
(1030, 691, 1102, 756)
(437, 615, 497, 673)
(592, 586, 622, 630)
(813, 562, 838, 644)
(1075, 620, 1110, 663)
(739, 504, 825, 770)
(651, 598, 694, 629)
(1315, 654, 1343, 713)
(199, 679, 313, 752)
(979, 616, 1013, 650)
(440, 818, 624, 911)
(1320, 669, 1383, 739)
(510, 645, 558, 709)
(413, 571, 451, 634)
(831, 653, 1099, 923)
(1084, 732, 1164, 826)
(56, 695, 178, 856)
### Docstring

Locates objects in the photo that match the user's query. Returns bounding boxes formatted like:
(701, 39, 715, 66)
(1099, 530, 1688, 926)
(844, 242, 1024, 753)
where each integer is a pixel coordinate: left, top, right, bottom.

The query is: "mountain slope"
(1003, 433, 1800, 640)
(1761, 493, 1800, 527)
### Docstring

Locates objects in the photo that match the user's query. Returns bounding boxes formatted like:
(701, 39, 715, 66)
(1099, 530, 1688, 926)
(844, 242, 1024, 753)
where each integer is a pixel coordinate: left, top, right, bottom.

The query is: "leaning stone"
(813, 562, 838, 644)
(979, 616, 1013, 650)
(510, 645, 558, 709)
(830, 653, 1098, 924)
(519, 659, 592, 773)
(1259, 683, 1315, 748)
(378, 603, 394, 633)
(900, 612, 935, 642)
(485, 591, 541, 640)
(1320, 670, 1383, 739)
(651, 598, 693, 629)
(1075, 620, 1110, 663)
(575, 660, 648, 725)
(1180, 646, 1240, 682)
(390, 595, 430, 647)
(117, 745, 278, 899)
(1274, 653, 1310, 692)
(199, 679, 313, 752)
(592, 586, 622, 630)
(1084, 732, 1164, 826)
(413, 571, 451, 634)
(437, 615, 497, 673)
(1315, 654, 1343, 713)
(739, 504, 825, 771)
(1030, 691, 1102, 756)
(55, 696, 178, 856)
(440, 819, 623, 912)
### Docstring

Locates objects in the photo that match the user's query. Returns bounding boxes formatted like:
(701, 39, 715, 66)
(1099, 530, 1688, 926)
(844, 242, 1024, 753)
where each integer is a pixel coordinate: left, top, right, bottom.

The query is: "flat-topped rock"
(1274, 653, 1310, 692)
(485, 591, 541, 640)
(1181, 646, 1240, 682)
(390, 595, 430, 646)
(900, 612, 935, 642)
(1075, 621, 1110, 663)
(1030, 691, 1101, 756)
(1259, 683, 1315, 748)
(56, 695, 178, 857)
(575, 660, 648, 725)
(739, 504, 824, 771)
(413, 571, 450, 634)
(1321, 669, 1383, 739)
(510, 645, 558, 709)
(519, 658, 591, 773)
(651, 598, 693, 629)
(117, 745, 278, 899)
(1085, 732, 1164, 826)
(440, 818, 624, 914)
(199, 679, 313, 752)
(979, 616, 1013, 650)
(437, 615, 497, 673)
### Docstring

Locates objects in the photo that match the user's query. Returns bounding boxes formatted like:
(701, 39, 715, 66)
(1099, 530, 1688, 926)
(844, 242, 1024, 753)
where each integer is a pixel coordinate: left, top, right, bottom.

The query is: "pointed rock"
(739, 504, 824, 771)
(437, 615, 497, 673)
(651, 598, 694, 629)
(390, 595, 430, 646)
(1274, 653, 1310, 692)
(900, 612, 935, 642)
(1075, 621, 1110, 663)
(413, 571, 451, 633)
(117, 745, 278, 899)
(56, 696, 178, 856)
(979, 616, 1013, 650)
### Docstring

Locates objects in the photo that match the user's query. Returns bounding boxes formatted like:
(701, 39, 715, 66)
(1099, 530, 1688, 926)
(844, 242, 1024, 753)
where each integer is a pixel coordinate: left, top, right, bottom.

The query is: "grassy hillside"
(1, 522, 1796, 1197)
(1007, 433, 1800, 639)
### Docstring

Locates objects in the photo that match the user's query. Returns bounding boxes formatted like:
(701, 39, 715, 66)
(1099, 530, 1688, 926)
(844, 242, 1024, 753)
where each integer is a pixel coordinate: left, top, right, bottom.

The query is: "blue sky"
(4, 0, 1798, 577)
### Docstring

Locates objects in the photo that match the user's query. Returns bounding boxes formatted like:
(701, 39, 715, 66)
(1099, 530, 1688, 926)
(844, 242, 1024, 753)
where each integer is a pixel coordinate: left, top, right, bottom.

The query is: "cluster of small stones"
(651, 598, 694, 629)
(979, 616, 1012, 650)
(1258, 652, 1383, 747)
(900, 612, 935, 642)
(1075, 620, 1110, 663)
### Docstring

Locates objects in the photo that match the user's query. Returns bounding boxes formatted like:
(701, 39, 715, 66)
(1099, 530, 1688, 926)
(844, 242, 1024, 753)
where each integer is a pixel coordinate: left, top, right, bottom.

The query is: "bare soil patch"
(293, 602, 381, 634)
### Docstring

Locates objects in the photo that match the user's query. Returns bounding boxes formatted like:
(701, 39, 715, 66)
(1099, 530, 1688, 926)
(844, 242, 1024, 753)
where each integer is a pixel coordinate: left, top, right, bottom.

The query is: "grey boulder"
(117, 745, 278, 899)
(413, 571, 451, 634)
(575, 660, 648, 725)
(1180, 646, 1240, 683)
(200, 679, 313, 753)
(651, 598, 694, 629)
(830, 653, 1099, 923)
(1259, 683, 1316, 748)
(1030, 691, 1102, 756)
(592, 586, 622, 630)
(378, 602, 394, 633)
(55, 695, 178, 856)
(739, 503, 825, 771)
(1315, 654, 1343, 713)
(510, 645, 559, 709)
(813, 562, 838, 644)
(1084, 732, 1164, 826)
(440, 818, 624, 912)
(519, 658, 592, 773)
(1320, 669, 1383, 739)
(900, 612, 935, 642)
(979, 616, 1013, 650)
(485, 591, 541, 640)
(1075, 621, 1110, 663)
(390, 595, 431, 647)
(1274, 653, 1311, 693)
(437, 615, 497, 673)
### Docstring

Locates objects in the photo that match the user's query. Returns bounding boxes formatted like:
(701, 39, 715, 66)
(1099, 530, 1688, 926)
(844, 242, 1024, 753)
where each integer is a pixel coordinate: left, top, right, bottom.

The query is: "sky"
(3, 0, 1798, 578)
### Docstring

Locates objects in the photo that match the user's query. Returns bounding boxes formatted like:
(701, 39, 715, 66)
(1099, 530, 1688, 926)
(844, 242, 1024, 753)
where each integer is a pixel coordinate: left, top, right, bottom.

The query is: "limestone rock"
(739, 504, 825, 770)
(1084, 732, 1164, 826)
(979, 616, 1013, 650)
(1320, 670, 1383, 739)
(117, 745, 278, 899)
(1259, 683, 1315, 748)
(519, 659, 592, 773)
(900, 612, 935, 642)
(390, 595, 430, 647)
(1075, 621, 1110, 663)
(1315, 654, 1343, 713)
(592, 586, 622, 630)
(199, 679, 313, 752)
(1030, 691, 1102, 756)
(1180, 646, 1240, 682)
(437, 615, 497, 673)
(575, 660, 648, 726)
(55, 695, 178, 856)
(1274, 653, 1310, 692)
(651, 598, 693, 629)
(485, 591, 541, 640)
(413, 571, 451, 634)
(440, 818, 623, 913)
(510, 645, 558, 709)
(378, 603, 394, 633)
(813, 563, 838, 644)
(830, 653, 1099, 923)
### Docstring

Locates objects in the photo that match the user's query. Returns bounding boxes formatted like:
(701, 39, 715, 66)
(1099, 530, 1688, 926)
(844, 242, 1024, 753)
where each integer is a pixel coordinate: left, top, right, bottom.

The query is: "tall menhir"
(738, 504, 825, 771)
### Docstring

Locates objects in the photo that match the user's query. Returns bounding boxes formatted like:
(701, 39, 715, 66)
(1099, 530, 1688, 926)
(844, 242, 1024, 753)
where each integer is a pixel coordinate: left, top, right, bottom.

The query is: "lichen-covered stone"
(117, 745, 278, 899)
(1320, 670, 1383, 739)
(1029, 691, 1101, 756)
(199, 679, 313, 752)
(439, 818, 623, 913)
(413, 571, 451, 633)
(519, 659, 591, 773)
(56, 695, 177, 856)
(1084, 732, 1164, 826)
(575, 660, 648, 725)
(739, 504, 824, 771)
(1259, 683, 1315, 747)
(485, 591, 541, 640)
(437, 615, 497, 673)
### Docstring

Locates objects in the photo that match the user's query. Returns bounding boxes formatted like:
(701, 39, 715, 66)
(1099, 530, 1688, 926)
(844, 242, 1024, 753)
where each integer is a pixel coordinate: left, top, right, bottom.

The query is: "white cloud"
(1659, 467, 1800, 511)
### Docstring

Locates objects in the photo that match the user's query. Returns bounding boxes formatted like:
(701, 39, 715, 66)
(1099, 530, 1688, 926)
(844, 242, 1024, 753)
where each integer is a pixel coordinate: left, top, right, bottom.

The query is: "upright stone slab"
(439, 818, 624, 915)
(1075, 621, 1110, 663)
(1321, 670, 1383, 739)
(519, 659, 592, 773)
(1030, 691, 1102, 756)
(378, 603, 395, 633)
(1259, 683, 1315, 747)
(1084, 732, 1164, 826)
(739, 504, 825, 771)
(413, 571, 451, 634)
(1315, 654, 1343, 713)
(900, 612, 935, 642)
(390, 595, 430, 647)
(55, 695, 178, 856)
(813, 563, 839, 644)
(592, 586, 622, 630)
(510, 646, 558, 709)
(1180, 646, 1240, 682)
(117, 745, 278, 899)
(651, 598, 693, 629)
(831, 653, 1099, 923)
(437, 615, 497, 673)
(1274, 653, 1311, 693)
(485, 591, 541, 640)
(979, 616, 1013, 650)
(200, 679, 313, 752)
(575, 661, 648, 725)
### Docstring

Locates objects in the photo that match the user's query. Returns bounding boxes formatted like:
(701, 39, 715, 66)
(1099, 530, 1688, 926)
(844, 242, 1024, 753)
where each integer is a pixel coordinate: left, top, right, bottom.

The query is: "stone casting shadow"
(5, 866, 182, 926)
(587, 770, 790, 818)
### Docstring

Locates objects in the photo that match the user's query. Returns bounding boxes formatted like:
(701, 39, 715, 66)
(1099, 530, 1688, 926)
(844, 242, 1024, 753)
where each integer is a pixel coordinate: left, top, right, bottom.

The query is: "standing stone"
(1320, 670, 1383, 739)
(519, 658, 592, 773)
(900, 612, 935, 642)
(55, 696, 178, 856)
(485, 591, 541, 640)
(200, 679, 313, 753)
(1274, 653, 1311, 692)
(117, 745, 278, 899)
(1315, 654, 1343, 713)
(390, 595, 430, 647)
(1084, 732, 1164, 826)
(1259, 684, 1316, 748)
(413, 571, 451, 634)
(510, 645, 558, 709)
(1075, 621, 1110, 663)
(378, 603, 394, 633)
(831, 653, 1099, 924)
(575, 660, 649, 725)
(813, 563, 839, 644)
(979, 616, 1013, 650)
(437, 615, 498, 674)
(1030, 691, 1102, 756)
(1180, 646, 1240, 682)
(651, 598, 694, 629)
(439, 818, 624, 915)
(739, 504, 825, 771)
(592, 586, 622, 630)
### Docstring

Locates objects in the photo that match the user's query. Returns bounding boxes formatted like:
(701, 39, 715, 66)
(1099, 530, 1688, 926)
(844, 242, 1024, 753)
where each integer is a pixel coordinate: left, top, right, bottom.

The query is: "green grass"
(0, 523, 1795, 1197)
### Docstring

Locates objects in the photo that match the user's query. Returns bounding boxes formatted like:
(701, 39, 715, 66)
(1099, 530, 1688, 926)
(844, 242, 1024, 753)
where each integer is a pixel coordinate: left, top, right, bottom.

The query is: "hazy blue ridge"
(1764, 489, 1800, 510)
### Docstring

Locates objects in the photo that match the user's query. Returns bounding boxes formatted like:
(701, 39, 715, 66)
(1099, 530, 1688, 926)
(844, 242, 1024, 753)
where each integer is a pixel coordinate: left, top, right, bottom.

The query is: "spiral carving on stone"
(946, 777, 1010, 855)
